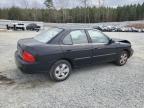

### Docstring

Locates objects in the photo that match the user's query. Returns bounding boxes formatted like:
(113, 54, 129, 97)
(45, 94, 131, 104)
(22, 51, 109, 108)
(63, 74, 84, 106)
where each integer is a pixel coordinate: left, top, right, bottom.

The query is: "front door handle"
(95, 47, 103, 49)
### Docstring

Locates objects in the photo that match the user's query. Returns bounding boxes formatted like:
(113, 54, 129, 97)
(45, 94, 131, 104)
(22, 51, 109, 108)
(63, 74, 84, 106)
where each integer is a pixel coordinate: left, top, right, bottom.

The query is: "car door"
(61, 30, 93, 67)
(86, 29, 118, 63)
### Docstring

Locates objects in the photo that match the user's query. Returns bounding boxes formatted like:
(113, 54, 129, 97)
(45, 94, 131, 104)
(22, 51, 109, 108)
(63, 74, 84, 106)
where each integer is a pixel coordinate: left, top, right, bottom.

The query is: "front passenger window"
(88, 30, 109, 44)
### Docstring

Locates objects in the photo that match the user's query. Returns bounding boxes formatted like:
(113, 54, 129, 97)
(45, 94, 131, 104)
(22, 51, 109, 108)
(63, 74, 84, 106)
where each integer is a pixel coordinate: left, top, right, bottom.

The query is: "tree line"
(0, 3, 144, 23)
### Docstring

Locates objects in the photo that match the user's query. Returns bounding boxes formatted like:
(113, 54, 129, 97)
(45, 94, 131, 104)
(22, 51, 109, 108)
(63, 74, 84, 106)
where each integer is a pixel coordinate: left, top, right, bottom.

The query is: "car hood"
(112, 38, 131, 44)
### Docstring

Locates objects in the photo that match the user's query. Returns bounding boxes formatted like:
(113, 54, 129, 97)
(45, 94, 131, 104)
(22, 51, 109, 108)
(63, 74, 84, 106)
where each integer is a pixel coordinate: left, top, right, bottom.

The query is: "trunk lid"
(18, 38, 42, 48)
(17, 38, 42, 57)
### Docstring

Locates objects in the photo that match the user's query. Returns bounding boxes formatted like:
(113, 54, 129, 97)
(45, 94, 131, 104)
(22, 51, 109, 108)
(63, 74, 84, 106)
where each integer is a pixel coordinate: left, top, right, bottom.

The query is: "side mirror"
(109, 39, 114, 44)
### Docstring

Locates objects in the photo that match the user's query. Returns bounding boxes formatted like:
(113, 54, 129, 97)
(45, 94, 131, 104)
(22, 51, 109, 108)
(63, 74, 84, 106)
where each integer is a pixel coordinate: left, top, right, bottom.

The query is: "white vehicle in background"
(6, 22, 26, 31)
(141, 29, 144, 32)
(15, 23, 26, 30)
(6, 22, 16, 30)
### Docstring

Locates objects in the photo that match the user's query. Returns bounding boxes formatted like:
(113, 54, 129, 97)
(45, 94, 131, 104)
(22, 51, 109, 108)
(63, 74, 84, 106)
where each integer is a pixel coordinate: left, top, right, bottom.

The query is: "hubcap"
(120, 53, 128, 65)
(55, 64, 70, 79)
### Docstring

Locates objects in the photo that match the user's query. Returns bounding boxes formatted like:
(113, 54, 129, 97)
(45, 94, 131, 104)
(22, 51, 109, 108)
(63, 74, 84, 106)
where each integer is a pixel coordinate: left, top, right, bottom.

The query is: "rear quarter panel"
(33, 44, 63, 66)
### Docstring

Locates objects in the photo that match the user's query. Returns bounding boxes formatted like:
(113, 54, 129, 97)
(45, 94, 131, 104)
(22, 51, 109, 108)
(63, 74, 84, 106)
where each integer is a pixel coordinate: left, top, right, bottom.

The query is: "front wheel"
(115, 51, 128, 66)
(49, 60, 72, 82)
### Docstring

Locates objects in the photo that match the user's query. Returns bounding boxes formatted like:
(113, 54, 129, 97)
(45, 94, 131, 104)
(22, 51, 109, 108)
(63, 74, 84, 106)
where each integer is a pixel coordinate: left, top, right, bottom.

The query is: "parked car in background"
(140, 29, 144, 32)
(15, 23, 26, 30)
(6, 23, 25, 30)
(15, 27, 133, 82)
(6, 23, 16, 30)
(93, 26, 103, 31)
(116, 27, 123, 32)
(93, 25, 142, 32)
(26, 23, 41, 31)
(131, 27, 139, 32)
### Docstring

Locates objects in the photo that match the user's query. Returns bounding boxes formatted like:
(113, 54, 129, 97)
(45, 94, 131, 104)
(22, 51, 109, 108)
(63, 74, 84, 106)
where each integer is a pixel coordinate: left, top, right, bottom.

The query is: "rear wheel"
(115, 51, 128, 66)
(49, 60, 72, 81)
(6, 25, 9, 30)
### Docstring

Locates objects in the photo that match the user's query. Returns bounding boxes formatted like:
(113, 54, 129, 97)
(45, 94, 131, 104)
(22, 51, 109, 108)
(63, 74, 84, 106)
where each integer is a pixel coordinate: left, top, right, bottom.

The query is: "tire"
(115, 51, 128, 66)
(49, 60, 72, 82)
(14, 25, 16, 30)
(36, 29, 39, 32)
(7, 27, 10, 30)
(6, 25, 9, 30)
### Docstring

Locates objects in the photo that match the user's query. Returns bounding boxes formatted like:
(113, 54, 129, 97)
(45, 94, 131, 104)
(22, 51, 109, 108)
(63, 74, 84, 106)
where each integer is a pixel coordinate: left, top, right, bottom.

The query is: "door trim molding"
(93, 53, 117, 58)
(74, 56, 91, 60)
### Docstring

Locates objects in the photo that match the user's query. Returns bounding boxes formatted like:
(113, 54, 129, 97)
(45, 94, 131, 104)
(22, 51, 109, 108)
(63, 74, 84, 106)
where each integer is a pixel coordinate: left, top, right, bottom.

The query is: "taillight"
(22, 51, 36, 63)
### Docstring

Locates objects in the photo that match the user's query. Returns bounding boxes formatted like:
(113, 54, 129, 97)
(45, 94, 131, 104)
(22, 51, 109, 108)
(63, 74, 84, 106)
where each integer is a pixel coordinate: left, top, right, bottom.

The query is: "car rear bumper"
(15, 51, 50, 73)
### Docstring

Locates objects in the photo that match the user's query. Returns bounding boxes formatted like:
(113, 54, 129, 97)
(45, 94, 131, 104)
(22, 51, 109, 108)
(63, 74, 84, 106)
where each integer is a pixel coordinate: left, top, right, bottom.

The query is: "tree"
(0, 3, 144, 23)
(80, 0, 90, 23)
(8, 7, 22, 20)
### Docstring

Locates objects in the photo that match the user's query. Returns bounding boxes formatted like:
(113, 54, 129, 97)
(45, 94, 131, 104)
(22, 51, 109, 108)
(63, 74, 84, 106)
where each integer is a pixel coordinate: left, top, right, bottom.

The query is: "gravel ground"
(0, 31, 144, 108)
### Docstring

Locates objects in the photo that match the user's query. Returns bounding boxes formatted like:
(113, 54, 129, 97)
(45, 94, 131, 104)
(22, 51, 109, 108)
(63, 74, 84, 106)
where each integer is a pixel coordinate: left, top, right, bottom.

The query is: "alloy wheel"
(54, 63, 70, 80)
(120, 53, 128, 65)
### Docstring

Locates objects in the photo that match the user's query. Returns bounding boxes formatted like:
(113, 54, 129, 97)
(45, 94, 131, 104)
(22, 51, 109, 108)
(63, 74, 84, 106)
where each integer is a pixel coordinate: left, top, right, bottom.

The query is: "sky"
(0, 0, 143, 9)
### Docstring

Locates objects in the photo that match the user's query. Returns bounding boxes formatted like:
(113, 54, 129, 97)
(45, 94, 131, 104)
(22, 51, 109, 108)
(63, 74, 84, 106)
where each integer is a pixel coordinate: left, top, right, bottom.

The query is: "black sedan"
(15, 27, 133, 81)
(26, 23, 41, 31)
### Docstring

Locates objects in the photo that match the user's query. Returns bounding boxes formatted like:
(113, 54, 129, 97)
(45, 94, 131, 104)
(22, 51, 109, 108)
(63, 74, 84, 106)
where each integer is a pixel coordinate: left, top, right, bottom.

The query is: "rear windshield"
(18, 24, 24, 25)
(34, 28, 63, 43)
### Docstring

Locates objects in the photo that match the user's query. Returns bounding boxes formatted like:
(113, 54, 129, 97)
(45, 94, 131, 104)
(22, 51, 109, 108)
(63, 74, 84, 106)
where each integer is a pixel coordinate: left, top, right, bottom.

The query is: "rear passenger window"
(70, 30, 88, 44)
(63, 34, 72, 45)
(63, 30, 88, 45)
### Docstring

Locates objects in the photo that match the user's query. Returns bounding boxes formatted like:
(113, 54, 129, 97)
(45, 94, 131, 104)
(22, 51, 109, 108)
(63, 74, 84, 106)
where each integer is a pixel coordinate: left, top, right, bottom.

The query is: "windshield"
(34, 28, 63, 43)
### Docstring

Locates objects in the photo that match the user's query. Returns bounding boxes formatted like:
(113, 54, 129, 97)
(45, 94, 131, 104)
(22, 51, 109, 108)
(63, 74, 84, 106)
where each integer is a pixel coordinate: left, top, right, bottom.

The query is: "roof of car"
(47, 25, 93, 30)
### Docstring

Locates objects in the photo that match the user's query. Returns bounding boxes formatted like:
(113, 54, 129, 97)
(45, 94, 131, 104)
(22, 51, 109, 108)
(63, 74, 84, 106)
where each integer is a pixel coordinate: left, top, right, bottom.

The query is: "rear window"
(34, 28, 63, 43)
(29, 23, 36, 26)
(18, 24, 24, 25)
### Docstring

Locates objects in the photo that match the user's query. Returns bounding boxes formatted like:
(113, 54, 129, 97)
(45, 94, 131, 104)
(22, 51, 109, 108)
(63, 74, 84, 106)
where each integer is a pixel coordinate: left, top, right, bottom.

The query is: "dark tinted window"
(18, 24, 24, 25)
(28, 23, 36, 27)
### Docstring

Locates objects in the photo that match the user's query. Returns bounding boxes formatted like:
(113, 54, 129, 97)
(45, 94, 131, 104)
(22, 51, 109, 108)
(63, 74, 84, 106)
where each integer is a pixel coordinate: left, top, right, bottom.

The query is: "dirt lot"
(0, 31, 144, 108)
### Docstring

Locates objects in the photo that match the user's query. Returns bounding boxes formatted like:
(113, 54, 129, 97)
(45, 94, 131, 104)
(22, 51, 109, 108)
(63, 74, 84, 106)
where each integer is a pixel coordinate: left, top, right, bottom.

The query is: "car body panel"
(61, 44, 93, 67)
(15, 27, 133, 73)
(91, 43, 119, 63)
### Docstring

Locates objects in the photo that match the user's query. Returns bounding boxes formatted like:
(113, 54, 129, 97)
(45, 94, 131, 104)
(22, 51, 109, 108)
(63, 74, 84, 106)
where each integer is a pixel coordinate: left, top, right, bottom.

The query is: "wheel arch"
(123, 49, 131, 58)
(57, 58, 73, 68)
